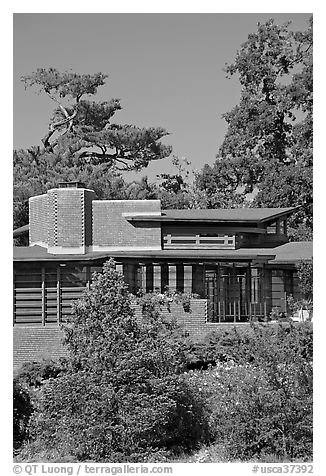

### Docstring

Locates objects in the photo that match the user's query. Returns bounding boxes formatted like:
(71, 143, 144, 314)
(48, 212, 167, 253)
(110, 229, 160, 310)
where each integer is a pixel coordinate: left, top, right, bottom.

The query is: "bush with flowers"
(183, 323, 313, 461)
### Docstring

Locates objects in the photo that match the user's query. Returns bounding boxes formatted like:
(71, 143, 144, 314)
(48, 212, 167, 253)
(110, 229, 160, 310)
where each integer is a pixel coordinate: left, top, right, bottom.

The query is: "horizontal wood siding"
(14, 286, 86, 325)
(14, 288, 43, 324)
(292, 271, 301, 301)
(271, 271, 286, 311)
(61, 287, 86, 321)
(45, 287, 58, 323)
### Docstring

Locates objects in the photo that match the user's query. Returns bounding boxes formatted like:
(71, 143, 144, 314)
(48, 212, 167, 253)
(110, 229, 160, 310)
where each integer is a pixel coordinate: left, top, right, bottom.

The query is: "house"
(13, 181, 312, 367)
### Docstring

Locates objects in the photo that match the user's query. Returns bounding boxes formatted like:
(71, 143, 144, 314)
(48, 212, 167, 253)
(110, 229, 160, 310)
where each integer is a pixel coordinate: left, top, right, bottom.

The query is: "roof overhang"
(13, 246, 275, 263)
(13, 240, 311, 265)
(124, 206, 300, 224)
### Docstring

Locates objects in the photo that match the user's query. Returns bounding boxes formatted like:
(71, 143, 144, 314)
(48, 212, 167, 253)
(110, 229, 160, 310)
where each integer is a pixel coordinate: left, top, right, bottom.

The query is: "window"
(60, 265, 88, 287)
(15, 271, 42, 288)
(163, 231, 236, 249)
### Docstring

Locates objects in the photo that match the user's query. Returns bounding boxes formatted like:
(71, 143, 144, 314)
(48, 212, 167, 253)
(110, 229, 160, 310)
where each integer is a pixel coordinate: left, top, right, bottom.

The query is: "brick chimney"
(29, 183, 95, 254)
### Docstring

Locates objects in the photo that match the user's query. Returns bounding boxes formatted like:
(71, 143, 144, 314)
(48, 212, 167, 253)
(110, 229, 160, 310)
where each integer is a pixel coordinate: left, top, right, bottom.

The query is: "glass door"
(205, 263, 251, 322)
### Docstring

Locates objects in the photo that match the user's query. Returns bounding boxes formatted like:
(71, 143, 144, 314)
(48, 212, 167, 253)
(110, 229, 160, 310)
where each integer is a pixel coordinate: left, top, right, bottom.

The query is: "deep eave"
(13, 245, 274, 262)
(13, 241, 312, 264)
(13, 207, 300, 239)
(124, 207, 299, 224)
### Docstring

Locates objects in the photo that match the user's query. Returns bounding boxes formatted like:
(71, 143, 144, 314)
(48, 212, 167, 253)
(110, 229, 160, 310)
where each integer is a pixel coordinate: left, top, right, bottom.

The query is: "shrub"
(182, 322, 313, 367)
(29, 371, 207, 462)
(14, 358, 68, 389)
(136, 289, 196, 315)
(184, 323, 313, 461)
(296, 259, 313, 300)
(287, 295, 313, 318)
(27, 259, 209, 462)
(13, 358, 68, 453)
(13, 379, 33, 449)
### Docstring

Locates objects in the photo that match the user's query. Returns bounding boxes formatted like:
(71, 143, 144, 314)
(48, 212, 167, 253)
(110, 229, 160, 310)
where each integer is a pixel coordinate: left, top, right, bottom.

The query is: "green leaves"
(254, 162, 313, 230)
(184, 323, 313, 461)
(21, 68, 108, 100)
(20, 68, 172, 171)
(296, 259, 313, 300)
(23, 259, 208, 461)
(13, 379, 34, 450)
(197, 17, 313, 233)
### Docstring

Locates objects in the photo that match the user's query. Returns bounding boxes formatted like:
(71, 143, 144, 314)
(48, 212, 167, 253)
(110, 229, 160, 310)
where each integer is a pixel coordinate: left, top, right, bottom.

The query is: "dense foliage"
(14, 359, 68, 389)
(23, 260, 208, 462)
(184, 323, 313, 461)
(13, 379, 33, 450)
(15, 310, 313, 462)
(13, 358, 69, 453)
(296, 259, 313, 300)
(195, 18, 313, 238)
(183, 321, 313, 366)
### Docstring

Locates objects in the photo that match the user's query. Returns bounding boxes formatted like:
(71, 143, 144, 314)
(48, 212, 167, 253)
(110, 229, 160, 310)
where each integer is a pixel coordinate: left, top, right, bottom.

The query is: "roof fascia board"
(125, 209, 299, 224)
(260, 206, 301, 223)
(14, 252, 276, 262)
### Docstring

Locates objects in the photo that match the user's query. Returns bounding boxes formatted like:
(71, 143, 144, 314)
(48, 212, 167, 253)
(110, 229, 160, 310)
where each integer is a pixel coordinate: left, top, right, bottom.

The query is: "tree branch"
(41, 109, 77, 151)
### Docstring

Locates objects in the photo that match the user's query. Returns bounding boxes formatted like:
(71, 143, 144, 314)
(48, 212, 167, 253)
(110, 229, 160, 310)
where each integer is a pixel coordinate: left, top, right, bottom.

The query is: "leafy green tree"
(122, 176, 159, 201)
(196, 18, 312, 233)
(27, 260, 208, 462)
(194, 162, 247, 209)
(254, 163, 313, 238)
(156, 156, 194, 209)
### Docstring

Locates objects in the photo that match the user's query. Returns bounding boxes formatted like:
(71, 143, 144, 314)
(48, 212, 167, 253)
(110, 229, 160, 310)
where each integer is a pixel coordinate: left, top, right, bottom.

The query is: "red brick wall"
(13, 299, 210, 368)
(29, 191, 161, 252)
(29, 188, 95, 250)
(47, 190, 58, 248)
(13, 326, 67, 371)
(92, 200, 161, 249)
(132, 299, 208, 339)
(55, 189, 93, 248)
(13, 300, 255, 370)
(29, 194, 48, 246)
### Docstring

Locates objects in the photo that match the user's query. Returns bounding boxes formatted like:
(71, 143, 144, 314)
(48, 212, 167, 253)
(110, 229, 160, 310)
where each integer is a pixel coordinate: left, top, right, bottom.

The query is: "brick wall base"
(13, 326, 67, 371)
(132, 299, 209, 338)
(13, 300, 250, 370)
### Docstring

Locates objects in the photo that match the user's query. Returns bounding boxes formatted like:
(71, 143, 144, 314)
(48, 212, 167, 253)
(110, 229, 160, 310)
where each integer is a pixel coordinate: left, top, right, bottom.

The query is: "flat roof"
(13, 207, 299, 239)
(125, 207, 299, 224)
(266, 242, 313, 264)
(13, 242, 312, 264)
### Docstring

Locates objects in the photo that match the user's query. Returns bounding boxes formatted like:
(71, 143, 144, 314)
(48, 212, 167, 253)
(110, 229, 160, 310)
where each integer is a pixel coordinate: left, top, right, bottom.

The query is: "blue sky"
(13, 13, 311, 179)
